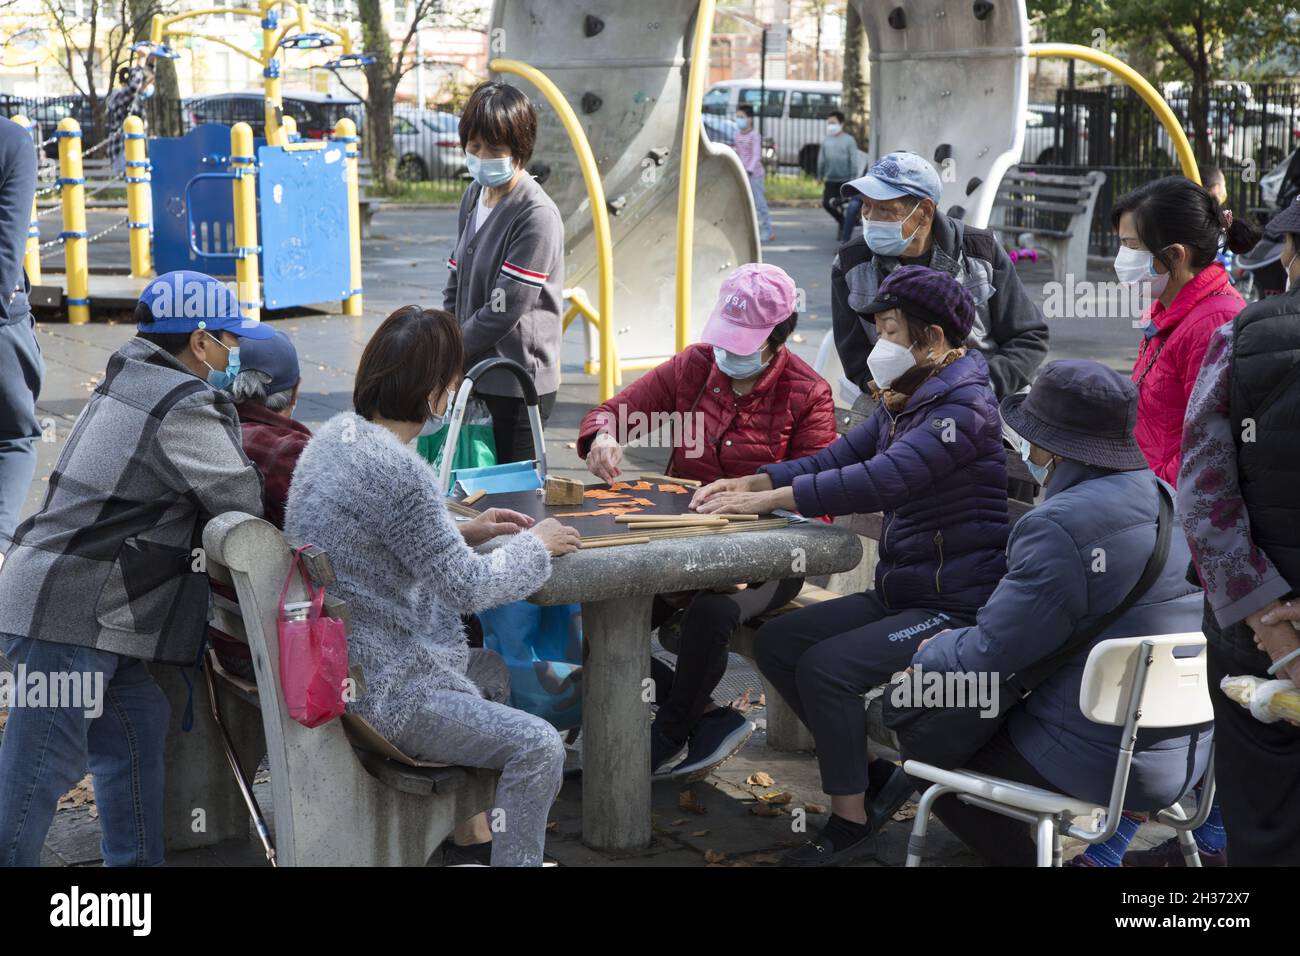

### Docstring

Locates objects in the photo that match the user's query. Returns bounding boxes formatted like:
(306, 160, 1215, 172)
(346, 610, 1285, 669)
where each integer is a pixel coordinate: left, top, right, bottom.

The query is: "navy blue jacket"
(762, 350, 1008, 615)
(913, 461, 1212, 810)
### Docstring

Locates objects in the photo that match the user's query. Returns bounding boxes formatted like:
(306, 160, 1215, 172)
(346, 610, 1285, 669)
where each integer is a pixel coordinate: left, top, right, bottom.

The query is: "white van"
(703, 78, 850, 172)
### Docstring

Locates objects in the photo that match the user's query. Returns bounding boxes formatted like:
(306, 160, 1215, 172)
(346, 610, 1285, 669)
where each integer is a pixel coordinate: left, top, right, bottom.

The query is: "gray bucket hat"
(1000, 360, 1148, 471)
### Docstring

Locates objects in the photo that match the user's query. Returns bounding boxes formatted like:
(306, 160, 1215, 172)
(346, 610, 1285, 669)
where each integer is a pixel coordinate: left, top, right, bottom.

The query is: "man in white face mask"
(817, 110, 859, 236)
(832, 151, 1049, 401)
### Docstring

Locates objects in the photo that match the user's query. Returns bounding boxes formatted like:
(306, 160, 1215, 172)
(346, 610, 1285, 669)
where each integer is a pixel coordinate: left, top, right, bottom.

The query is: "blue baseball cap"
(238, 328, 300, 393)
(135, 270, 275, 340)
(842, 150, 943, 204)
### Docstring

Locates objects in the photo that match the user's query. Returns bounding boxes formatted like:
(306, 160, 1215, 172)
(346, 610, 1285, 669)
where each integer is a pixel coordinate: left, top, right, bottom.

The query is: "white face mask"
(1283, 245, 1299, 292)
(826, 122, 841, 135)
(1114, 245, 1171, 297)
(867, 338, 917, 389)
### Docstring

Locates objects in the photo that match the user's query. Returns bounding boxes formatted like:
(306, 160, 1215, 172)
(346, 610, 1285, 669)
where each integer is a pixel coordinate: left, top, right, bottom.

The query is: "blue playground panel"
(149, 124, 351, 310)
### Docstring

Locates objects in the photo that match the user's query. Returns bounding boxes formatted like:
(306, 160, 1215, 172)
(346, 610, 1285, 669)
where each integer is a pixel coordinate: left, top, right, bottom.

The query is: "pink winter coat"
(1131, 263, 1244, 485)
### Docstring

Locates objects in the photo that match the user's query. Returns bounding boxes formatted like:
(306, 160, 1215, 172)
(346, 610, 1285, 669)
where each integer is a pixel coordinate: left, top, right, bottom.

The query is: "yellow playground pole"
(10, 115, 41, 285)
(57, 118, 89, 324)
(123, 115, 152, 279)
(261, 0, 285, 147)
(1028, 44, 1201, 185)
(230, 123, 262, 325)
(675, 0, 717, 354)
(336, 117, 363, 316)
(490, 57, 617, 401)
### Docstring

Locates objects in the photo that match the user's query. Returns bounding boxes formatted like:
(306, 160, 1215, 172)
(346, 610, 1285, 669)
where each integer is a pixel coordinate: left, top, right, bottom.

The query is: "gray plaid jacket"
(0, 337, 264, 663)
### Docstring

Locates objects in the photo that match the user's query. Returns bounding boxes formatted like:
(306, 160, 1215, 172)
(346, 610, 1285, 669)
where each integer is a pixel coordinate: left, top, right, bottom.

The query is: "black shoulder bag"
(882, 483, 1173, 769)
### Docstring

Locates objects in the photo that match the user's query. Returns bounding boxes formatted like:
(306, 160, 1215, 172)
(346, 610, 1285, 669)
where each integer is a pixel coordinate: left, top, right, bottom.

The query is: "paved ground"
(13, 203, 1172, 866)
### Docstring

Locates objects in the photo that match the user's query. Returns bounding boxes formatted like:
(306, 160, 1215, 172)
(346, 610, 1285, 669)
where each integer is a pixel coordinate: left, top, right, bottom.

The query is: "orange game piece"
(658, 484, 689, 494)
(610, 480, 652, 492)
(630, 497, 656, 507)
(584, 489, 631, 500)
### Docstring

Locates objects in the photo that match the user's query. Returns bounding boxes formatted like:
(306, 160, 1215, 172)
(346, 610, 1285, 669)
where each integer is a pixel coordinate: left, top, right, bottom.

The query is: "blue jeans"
(839, 196, 863, 244)
(749, 173, 772, 237)
(0, 633, 169, 866)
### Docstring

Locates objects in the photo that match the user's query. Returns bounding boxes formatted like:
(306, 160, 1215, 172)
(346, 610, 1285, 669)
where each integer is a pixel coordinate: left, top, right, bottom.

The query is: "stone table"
(524, 521, 863, 852)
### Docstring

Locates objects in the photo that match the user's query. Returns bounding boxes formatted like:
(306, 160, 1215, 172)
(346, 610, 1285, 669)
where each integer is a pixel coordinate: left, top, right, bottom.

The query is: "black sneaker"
(441, 839, 491, 866)
(780, 817, 877, 867)
(651, 726, 687, 777)
(865, 762, 916, 834)
(672, 708, 754, 782)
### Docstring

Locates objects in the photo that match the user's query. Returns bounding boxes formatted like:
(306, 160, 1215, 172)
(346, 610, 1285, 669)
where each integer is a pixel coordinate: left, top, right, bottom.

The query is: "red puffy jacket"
(1130, 263, 1244, 485)
(577, 343, 837, 483)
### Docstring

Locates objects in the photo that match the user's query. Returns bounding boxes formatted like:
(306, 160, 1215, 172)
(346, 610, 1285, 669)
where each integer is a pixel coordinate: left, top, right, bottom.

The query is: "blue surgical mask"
(466, 151, 515, 188)
(202, 332, 240, 391)
(139, 85, 155, 100)
(713, 346, 768, 380)
(864, 202, 922, 257)
(1021, 437, 1052, 486)
(737, 116, 750, 130)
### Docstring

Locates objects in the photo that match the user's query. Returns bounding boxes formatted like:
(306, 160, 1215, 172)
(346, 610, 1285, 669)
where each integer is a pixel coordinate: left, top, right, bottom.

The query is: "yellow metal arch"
(1028, 43, 1201, 185)
(490, 56, 617, 402)
(675, 0, 718, 353)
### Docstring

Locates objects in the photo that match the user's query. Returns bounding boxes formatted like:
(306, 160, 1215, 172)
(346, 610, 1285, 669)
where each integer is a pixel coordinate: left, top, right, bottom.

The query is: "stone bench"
(157, 511, 496, 865)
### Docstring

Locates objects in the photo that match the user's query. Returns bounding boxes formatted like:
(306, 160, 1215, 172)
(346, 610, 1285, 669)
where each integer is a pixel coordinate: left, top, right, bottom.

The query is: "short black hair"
(1201, 163, 1226, 186)
(766, 312, 798, 349)
(353, 306, 463, 423)
(459, 82, 538, 166)
(736, 103, 755, 119)
(134, 300, 192, 355)
(1111, 175, 1261, 265)
(829, 111, 846, 123)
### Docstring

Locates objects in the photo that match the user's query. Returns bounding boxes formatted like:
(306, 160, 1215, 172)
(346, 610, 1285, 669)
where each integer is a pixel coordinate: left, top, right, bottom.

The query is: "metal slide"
(489, 1, 759, 368)
(854, 0, 1029, 230)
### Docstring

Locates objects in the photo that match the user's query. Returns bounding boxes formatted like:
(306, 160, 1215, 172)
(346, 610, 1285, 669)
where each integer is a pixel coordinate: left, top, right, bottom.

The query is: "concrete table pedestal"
(513, 521, 863, 853)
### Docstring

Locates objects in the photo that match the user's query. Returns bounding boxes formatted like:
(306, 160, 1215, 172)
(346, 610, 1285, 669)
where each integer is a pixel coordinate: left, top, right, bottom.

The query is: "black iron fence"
(1028, 81, 1300, 255)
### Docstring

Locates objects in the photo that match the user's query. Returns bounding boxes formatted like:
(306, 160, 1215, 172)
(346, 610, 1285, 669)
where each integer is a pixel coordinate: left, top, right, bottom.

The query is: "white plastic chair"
(904, 633, 1216, 867)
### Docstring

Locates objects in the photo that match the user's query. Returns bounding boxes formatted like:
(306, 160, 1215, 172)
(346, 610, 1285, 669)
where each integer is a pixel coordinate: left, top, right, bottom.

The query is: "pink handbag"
(277, 546, 349, 728)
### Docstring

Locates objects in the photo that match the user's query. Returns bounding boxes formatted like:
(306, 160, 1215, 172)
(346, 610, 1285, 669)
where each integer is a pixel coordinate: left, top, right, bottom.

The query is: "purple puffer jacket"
(761, 350, 1009, 615)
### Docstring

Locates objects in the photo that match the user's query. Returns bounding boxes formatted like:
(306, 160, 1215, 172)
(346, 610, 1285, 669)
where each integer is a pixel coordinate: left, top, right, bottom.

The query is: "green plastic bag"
(417, 398, 497, 473)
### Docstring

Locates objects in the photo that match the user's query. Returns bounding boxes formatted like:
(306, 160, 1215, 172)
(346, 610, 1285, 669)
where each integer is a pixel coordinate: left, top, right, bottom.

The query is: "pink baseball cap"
(699, 263, 797, 355)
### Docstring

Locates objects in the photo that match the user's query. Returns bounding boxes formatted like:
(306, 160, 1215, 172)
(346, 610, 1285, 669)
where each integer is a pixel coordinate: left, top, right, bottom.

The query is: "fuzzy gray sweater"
(284, 411, 553, 741)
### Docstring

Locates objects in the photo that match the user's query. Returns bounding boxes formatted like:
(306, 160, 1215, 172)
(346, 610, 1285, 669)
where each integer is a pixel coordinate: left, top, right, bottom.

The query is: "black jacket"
(832, 213, 1049, 399)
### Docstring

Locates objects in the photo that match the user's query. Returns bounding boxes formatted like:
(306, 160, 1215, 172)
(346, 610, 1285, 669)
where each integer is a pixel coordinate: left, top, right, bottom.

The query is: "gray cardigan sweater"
(442, 174, 566, 398)
(0, 337, 264, 663)
(284, 412, 553, 741)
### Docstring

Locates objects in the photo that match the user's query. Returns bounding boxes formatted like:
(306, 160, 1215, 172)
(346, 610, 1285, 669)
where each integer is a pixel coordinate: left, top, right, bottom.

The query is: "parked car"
(184, 90, 362, 141)
(392, 107, 466, 180)
(704, 78, 843, 171)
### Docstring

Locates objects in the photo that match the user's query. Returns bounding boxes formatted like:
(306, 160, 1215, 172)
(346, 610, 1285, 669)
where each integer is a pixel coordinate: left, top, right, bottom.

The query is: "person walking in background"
(443, 81, 565, 464)
(734, 104, 774, 242)
(817, 111, 858, 236)
(0, 116, 42, 565)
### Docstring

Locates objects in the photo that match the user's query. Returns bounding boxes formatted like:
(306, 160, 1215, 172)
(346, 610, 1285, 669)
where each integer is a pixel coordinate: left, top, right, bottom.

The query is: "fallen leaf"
(804, 803, 827, 815)
(750, 802, 783, 817)
(703, 849, 727, 864)
(545, 821, 559, 832)
(749, 852, 781, 864)
(0, 710, 7, 732)
(745, 771, 774, 787)
(678, 790, 707, 815)
(564, 442, 576, 449)
(756, 693, 766, 707)
(892, 802, 918, 822)
(670, 817, 688, 826)
(691, 830, 710, 837)
(791, 333, 805, 344)
(731, 688, 754, 712)
(759, 790, 793, 805)
(57, 774, 95, 812)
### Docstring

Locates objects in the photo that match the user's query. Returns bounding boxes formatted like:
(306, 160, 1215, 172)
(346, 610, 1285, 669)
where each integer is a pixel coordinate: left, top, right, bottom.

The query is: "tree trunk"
(842, 1, 869, 146)
(358, 0, 398, 193)
(127, 0, 183, 137)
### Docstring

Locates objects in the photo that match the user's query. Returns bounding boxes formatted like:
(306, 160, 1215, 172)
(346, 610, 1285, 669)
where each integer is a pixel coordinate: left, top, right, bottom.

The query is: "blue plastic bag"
(477, 601, 583, 731)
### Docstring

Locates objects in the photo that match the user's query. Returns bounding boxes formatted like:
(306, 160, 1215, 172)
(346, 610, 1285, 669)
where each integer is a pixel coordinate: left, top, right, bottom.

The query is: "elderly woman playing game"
(694, 265, 1010, 866)
(576, 263, 837, 780)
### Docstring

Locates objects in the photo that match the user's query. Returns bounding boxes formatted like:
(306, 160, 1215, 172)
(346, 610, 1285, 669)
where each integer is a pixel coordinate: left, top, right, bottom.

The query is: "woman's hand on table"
(1253, 600, 1300, 683)
(459, 508, 535, 547)
(694, 486, 794, 516)
(689, 473, 773, 510)
(532, 518, 582, 556)
(586, 432, 624, 483)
